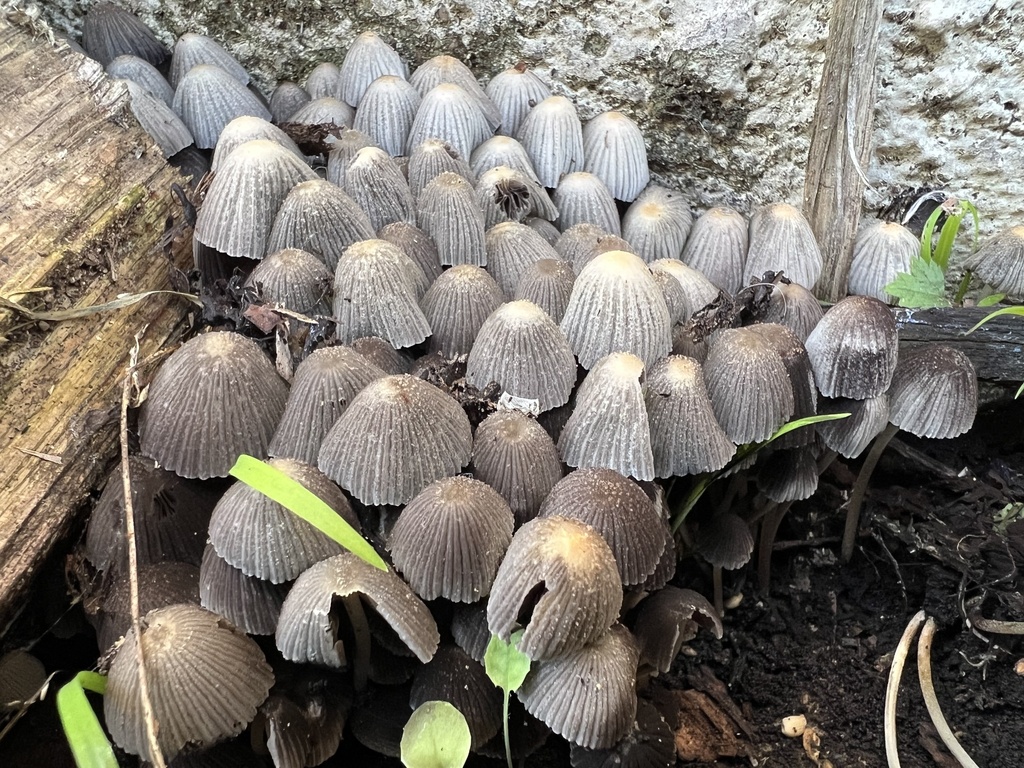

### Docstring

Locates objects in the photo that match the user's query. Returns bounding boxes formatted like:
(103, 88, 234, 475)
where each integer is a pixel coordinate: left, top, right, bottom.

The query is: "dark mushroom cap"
(487, 515, 622, 661)
(270, 81, 311, 123)
(569, 698, 676, 768)
(817, 394, 890, 458)
(199, 544, 288, 635)
(755, 446, 819, 503)
(889, 345, 978, 439)
(83, 2, 169, 67)
(648, 259, 720, 321)
(122, 80, 193, 157)
(680, 205, 747, 294)
(244, 247, 334, 315)
(0, 650, 46, 710)
(420, 264, 505, 357)
(581, 111, 650, 203)
(96, 562, 200, 652)
(555, 222, 611, 271)
(746, 203, 823, 290)
(450, 601, 491, 664)
(630, 586, 722, 674)
(107, 54, 175, 108)
(745, 322, 817, 447)
(288, 96, 355, 128)
(139, 331, 289, 480)
(764, 281, 824, 342)
(349, 684, 411, 758)
(692, 511, 755, 570)
(966, 225, 1024, 299)
(104, 604, 273, 763)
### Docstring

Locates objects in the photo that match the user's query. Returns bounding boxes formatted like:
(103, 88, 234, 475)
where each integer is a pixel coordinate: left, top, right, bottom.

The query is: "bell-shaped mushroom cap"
(211, 115, 305, 173)
(199, 544, 288, 635)
(0, 650, 46, 710)
(351, 335, 411, 375)
(745, 322, 817, 446)
(755, 446, 819, 503)
(485, 221, 561, 298)
(745, 203, 823, 290)
(139, 331, 289, 480)
(517, 95, 585, 188)
(693, 511, 754, 570)
(681, 205, 748, 294)
(266, 179, 375, 272)
(122, 80, 193, 157)
(805, 295, 898, 399)
(407, 82, 494, 160)
(645, 355, 735, 477)
(649, 258, 721, 322)
(671, 324, 708, 362)
(519, 624, 639, 749)
(95, 562, 200, 652)
(967, 225, 1024, 299)
(888, 345, 978, 439)
(173, 65, 271, 149)
(420, 265, 505, 357)
(305, 62, 342, 100)
(472, 409, 564, 528)
(476, 165, 559, 228)
(556, 223, 610, 271)
(170, 33, 249, 89)
(487, 515, 622, 660)
(554, 172, 622, 235)
(332, 239, 430, 348)
(276, 552, 440, 666)
(83, 2, 169, 67)
(270, 80, 311, 123)
(270, 346, 387, 464)
(513, 257, 576, 323)
(318, 374, 472, 506)
(244, 247, 333, 315)
(539, 468, 665, 586)
(410, 54, 501, 126)
(408, 138, 475, 198)
(558, 352, 655, 481)
(339, 32, 407, 107)
(849, 220, 919, 303)
(287, 96, 355, 129)
(349, 684, 411, 757)
(417, 171, 487, 266)
(631, 586, 722, 674)
(467, 301, 577, 412)
(195, 139, 317, 261)
(343, 146, 417, 231)
(208, 458, 357, 583)
(450, 602, 491, 665)
(817, 394, 890, 458)
(561, 250, 671, 369)
(325, 128, 374, 189)
(380, 221, 443, 283)
(527, 216, 560, 242)
(486, 64, 552, 138)
(702, 327, 795, 444)
(582, 111, 650, 203)
(108, 54, 175, 107)
(104, 604, 274, 763)
(389, 476, 514, 602)
(622, 185, 694, 264)
(472, 135, 542, 182)
(764, 280, 825, 342)
(569, 698, 675, 768)
(351, 76, 418, 156)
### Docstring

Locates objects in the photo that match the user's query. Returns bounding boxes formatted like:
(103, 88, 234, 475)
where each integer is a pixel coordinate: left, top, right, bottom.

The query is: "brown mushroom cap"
(755, 446, 819, 503)
(96, 561, 200, 652)
(692, 511, 755, 570)
(630, 586, 722, 675)
(764, 281, 824, 342)
(244, 247, 334, 315)
(889, 345, 978, 439)
(0, 650, 46, 710)
(817, 394, 890, 458)
(420, 264, 505, 357)
(569, 698, 676, 768)
(199, 544, 288, 636)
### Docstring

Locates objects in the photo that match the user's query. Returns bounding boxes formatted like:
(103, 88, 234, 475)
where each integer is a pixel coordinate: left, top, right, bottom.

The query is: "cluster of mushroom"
(74, 3, 984, 766)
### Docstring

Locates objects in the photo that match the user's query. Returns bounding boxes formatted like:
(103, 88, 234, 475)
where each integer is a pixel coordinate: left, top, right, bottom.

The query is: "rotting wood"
(0, 17, 194, 636)
(803, 0, 884, 303)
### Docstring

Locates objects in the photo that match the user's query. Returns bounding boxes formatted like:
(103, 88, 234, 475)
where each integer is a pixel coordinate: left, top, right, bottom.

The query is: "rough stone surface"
(46, 0, 1023, 242)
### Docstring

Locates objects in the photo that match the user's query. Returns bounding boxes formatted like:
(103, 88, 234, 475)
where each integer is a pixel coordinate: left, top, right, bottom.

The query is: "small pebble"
(781, 714, 806, 738)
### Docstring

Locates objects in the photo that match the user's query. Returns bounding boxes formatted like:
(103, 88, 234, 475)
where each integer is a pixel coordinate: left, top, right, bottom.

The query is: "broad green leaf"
(401, 701, 471, 768)
(965, 305, 1024, 334)
(885, 257, 951, 309)
(977, 293, 1006, 307)
(229, 455, 388, 571)
(484, 631, 531, 693)
(57, 672, 117, 768)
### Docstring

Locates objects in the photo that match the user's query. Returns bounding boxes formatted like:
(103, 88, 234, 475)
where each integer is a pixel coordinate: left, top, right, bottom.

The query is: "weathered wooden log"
(0, 17, 193, 635)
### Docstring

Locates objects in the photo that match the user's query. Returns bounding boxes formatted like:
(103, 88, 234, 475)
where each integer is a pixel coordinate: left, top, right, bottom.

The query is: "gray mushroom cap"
(888, 345, 978, 439)
(631, 586, 722, 674)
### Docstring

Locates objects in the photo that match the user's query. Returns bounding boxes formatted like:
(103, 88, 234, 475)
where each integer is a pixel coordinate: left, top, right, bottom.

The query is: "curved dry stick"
(842, 423, 899, 562)
(884, 610, 926, 768)
(917, 618, 981, 768)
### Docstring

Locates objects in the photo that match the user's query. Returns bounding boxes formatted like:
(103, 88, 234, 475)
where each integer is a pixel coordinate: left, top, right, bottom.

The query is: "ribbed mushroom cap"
(631, 586, 722, 674)
(418, 171, 487, 266)
(554, 172, 622, 235)
(349, 684, 411, 758)
(108, 54, 174, 107)
(569, 698, 675, 768)
(476, 165, 559, 228)
(351, 336, 411, 375)
(450, 602, 491, 665)
(513, 257, 576, 323)
(888, 345, 977, 439)
(380, 221, 443, 283)
(410, 644, 503, 749)
(139, 332, 289, 480)
(488, 515, 621, 659)
(287, 96, 355, 128)
(389, 476, 514, 602)
(199, 544, 288, 635)
(572, 234, 636, 274)
(318, 374, 472, 506)
(556, 223, 610, 271)
(325, 128, 373, 188)
(471, 135, 542, 182)
(693, 511, 755, 570)
(305, 62, 342, 100)
(539, 468, 665, 586)
(622, 185, 694, 264)
(561, 250, 671, 369)
(170, 33, 248, 89)
(745, 322, 817, 447)
(407, 82, 494, 160)
(527, 215, 563, 244)
(517, 95, 585, 188)
(340, 32, 408, 107)
(244, 247, 333, 315)
(0, 650, 45, 710)
(252, 695, 314, 768)
(640, 522, 677, 593)
(817, 394, 890, 458)
(270, 80, 312, 123)
(702, 327, 795, 444)
(582, 111, 650, 202)
(266, 179, 375, 271)
(467, 301, 577, 412)
(484, 221, 561, 298)
(849, 220, 920, 303)
(558, 352, 655, 481)
(648, 258, 720, 321)
(755, 446, 819, 503)
(746, 203, 823, 290)
(408, 138, 475, 198)
(276, 552, 440, 666)
(122, 80, 193, 157)
(644, 355, 735, 477)
(420, 265, 505, 357)
(671, 324, 708, 362)
(343, 146, 417, 231)
(764, 280, 824, 342)
(270, 346, 386, 464)
(95, 562, 200, 652)
(486, 64, 552, 138)
(195, 139, 316, 260)
(519, 624, 639, 749)
(211, 115, 306, 173)
(208, 457, 357, 583)
(680, 205, 748, 293)
(104, 604, 273, 763)
(83, 2, 169, 67)
(352, 75, 420, 156)
(805, 295, 898, 399)
(967, 224, 1024, 299)
(332, 239, 430, 347)
(173, 65, 271, 148)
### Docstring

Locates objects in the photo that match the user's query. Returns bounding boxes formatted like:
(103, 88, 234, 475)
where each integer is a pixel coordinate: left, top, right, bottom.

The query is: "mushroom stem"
(757, 500, 794, 593)
(842, 423, 899, 562)
(917, 617, 981, 768)
(712, 565, 724, 617)
(884, 610, 926, 768)
(340, 594, 372, 692)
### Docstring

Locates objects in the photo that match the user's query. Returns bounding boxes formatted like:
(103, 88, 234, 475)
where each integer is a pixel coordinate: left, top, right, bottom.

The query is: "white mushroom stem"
(842, 423, 899, 562)
(340, 594, 372, 692)
(884, 610, 926, 768)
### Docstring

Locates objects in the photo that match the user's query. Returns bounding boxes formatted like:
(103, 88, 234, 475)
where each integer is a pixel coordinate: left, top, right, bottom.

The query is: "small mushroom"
(0, 650, 46, 711)
(649, 258, 721, 321)
(407, 83, 493, 161)
(471, 135, 542, 182)
(569, 699, 676, 768)
(410, 54, 501, 129)
(174, 66, 272, 149)
(354, 75, 421, 156)
(83, 2, 169, 67)
(513, 257, 577, 323)
(485, 221, 562, 298)
(211, 115, 305, 172)
(745, 203, 823, 291)
(170, 33, 249, 89)
(764, 280, 825, 342)
(287, 96, 355, 128)
(475, 165, 558, 227)
(325, 129, 374, 189)
(622, 184, 694, 265)
(244, 247, 333, 315)
(107, 54, 175, 108)
(420, 264, 505, 357)
(270, 80, 312, 123)
(965, 224, 1024, 300)
(380, 221, 444, 283)
(516, 96, 585, 188)
(199, 544, 288, 635)
(680, 205, 747, 293)
(581, 111, 650, 202)
(339, 31, 407, 107)
(848, 220, 919, 303)
(408, 138, 475, 199)
(554, 172, 622, 235)
(418, 171, 487, 266)
(343, 147, 417, 231)
(95, 561, 200, 651)
(485, 64, 552, 138)
(630, 586, 722, 675)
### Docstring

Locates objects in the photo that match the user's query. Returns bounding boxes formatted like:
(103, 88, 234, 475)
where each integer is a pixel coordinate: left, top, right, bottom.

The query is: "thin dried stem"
(884, 610, 926, 768)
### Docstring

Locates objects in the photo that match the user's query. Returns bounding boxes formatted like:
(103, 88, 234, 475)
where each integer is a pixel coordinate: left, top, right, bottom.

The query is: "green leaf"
(229, 455, 388, 571)
(400, 701, 471, 768)
(885, 256, 951, 309)
(57, 672, 117, 768)
(965, 305, 1024, 334)
(919, 205, 944, 264)
(977, 293, 1006, 307)
(932, 210, 966, 272)
(484, 631, 531, 694)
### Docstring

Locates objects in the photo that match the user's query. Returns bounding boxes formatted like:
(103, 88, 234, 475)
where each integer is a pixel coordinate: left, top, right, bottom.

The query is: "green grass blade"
(965, 305, 1024, 335)
(229, 455, 388, 571)
(932, 210, 965, 272)
(919, 205, 944, 264)
(57, 672, 117, 768)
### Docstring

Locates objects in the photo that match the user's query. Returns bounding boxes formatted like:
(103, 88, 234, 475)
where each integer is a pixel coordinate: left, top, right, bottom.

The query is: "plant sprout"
(401, 700, 471, 768)
(484, 630, 531, 768)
